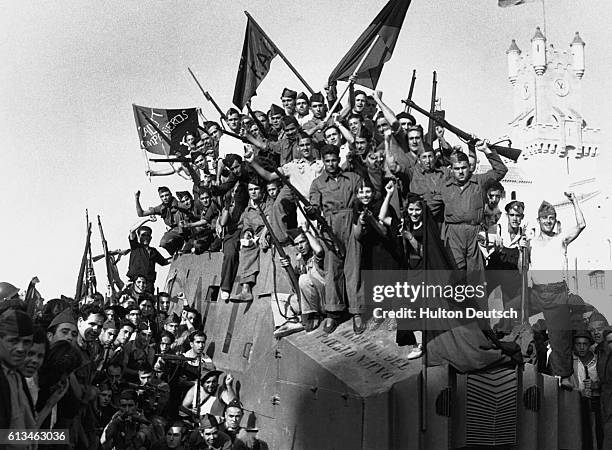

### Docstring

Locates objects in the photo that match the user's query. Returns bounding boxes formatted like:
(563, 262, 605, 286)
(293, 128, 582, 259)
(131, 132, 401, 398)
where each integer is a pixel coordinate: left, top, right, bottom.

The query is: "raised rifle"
(427, 71, 437, 148)
(519, 225, 529, 323)
(403, 69, 416, 113)
(271, 167, 346, 260)
(403, 99, 523, 162)
(187, 67, 228, 127)
(97, 215, 116, 298)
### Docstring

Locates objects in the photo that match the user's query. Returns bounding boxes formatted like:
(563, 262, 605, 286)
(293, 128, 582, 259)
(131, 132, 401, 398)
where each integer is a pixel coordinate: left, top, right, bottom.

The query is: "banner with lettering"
(132, 104, 200, 156)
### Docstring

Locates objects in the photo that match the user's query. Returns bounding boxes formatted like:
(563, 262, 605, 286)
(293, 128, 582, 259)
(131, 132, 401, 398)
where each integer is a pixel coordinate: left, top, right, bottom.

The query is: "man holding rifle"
(307, 144, 363, 333)
(246, 133, 323, 244)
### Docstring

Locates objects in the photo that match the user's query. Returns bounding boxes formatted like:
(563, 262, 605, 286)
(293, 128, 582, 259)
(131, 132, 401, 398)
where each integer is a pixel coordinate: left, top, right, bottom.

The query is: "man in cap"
(181, 370, 236, 420)
(267, 104, 285, 142)
(47, 307, 78, 344)
(295, 92, 312, 125)
(220, 399, 247, 444)
(135, 187, 188, 256)
(308, 144, 363, 333)
(529, 193, 586, 389)
(246, 133, 324, 244)
(195, 413, 233, 450)
(127, 217, 169, 289)
(302, 92, 328, 146)
(0, 308, 36, 429)
(486, 199, 528, 332)
(281, 87, 297, 117)
(571, 329, 603, 448)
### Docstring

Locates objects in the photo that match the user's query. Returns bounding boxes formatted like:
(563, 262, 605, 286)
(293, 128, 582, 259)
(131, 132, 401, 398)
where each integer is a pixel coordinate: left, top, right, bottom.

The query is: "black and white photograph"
(2, 0, 612, 448)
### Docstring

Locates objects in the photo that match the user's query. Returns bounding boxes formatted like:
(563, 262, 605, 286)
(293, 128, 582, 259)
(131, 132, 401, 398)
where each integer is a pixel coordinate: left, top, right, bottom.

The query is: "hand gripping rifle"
(403, 99, 522, 162)
(255, 202, 301, 302)
(271, 168, 346, 260)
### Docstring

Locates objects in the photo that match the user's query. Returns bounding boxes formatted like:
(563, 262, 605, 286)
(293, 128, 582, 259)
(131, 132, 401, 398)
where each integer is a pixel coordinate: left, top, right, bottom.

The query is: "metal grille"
(465, 367, 518, 446)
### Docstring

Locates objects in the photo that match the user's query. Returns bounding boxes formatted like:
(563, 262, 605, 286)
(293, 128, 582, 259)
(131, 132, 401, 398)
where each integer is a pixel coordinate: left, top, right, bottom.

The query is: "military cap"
(281, 115, 298, 128)
(573, 329, 594, 344)
(226, 399, 244, 410)
(47, 307, 76, 330)
(201, 370, 223, 382)
(199, 413, 219, 429)
(268, 104, 284, 116)
(396, 112, 416, 124)
(538, 201, 556, 218)
(0, 308, 33, 337)
(0, 282, 20, 302)
(309, 92, 325, 105)
(137, 322, 151, 333)
(296, 92, 309, 103)
(505, 200, 525, 214)
(281, 88, 297, 99)
(589, 312, 609, 326)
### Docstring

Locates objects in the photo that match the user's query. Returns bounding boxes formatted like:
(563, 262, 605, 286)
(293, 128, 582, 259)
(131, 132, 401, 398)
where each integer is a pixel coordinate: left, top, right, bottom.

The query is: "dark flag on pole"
(132, 104, 199, 156)
(232, 15, 279, 109)
(498, 0, 539, 6)
(328, 0, 411, 90)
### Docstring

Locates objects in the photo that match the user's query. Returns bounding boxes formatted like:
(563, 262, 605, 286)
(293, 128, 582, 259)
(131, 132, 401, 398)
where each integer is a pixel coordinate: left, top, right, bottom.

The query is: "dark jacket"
(0, 364, 35, 429)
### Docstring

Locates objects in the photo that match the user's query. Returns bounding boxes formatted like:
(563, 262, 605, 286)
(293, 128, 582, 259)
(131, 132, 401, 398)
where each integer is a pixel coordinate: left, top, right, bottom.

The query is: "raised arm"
(244, 152, 279, 182)
(477, 140, 508, 182)
(372, 90, 400, 132)
(135, 191, 158, 217)
(129, 216, 157, 239)
(334, 115, 355, 145)
(563, 192, 586, 247)
(378, 180, 396, 227)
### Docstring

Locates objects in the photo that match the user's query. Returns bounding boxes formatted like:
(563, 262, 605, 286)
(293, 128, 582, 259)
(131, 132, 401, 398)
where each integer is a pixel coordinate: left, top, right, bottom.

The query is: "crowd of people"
(2, 84, 610, 449)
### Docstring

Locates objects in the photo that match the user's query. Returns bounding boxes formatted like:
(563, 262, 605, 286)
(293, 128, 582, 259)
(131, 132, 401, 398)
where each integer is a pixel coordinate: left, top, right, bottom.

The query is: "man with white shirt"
(529, 193, 585, 389)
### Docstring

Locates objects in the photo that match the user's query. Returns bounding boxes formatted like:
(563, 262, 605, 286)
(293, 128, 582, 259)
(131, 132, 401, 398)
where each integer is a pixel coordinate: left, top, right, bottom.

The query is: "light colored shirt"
(281, 158, 324, 197)
(217, 134, 245, 160)
(529, 232, 566, 285)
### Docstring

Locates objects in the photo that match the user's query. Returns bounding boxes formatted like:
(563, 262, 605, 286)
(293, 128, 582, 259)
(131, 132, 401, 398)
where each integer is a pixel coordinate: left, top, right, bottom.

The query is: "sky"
(2, 0, 611, 299)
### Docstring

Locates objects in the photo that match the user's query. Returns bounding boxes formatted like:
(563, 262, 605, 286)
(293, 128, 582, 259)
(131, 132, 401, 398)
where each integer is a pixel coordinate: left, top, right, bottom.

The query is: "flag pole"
(324, 34, 381, 121)
(541, 0, 547, 38)
(244, 11, 315, 95)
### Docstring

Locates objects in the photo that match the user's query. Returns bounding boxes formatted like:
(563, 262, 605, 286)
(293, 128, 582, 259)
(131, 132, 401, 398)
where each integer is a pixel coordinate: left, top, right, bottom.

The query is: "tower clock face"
(553, 78, 570, 97)
(521, 82, 531, 100)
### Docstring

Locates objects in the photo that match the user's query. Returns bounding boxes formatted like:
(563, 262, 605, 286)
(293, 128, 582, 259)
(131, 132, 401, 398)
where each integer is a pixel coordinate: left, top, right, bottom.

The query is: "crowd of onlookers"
(1, 84, 609, 448)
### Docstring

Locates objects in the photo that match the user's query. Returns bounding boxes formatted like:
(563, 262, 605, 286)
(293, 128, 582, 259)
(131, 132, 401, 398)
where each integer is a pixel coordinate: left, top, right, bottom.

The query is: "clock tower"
(506, 29, 599, 165)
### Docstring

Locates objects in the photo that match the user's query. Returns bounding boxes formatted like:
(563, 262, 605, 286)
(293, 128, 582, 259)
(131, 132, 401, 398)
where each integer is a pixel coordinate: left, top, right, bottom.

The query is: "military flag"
(232, 14, 279, 109)
(132, 104, 199, 156)
(498, 0, 540, 7)
(328, 0, 411, 90)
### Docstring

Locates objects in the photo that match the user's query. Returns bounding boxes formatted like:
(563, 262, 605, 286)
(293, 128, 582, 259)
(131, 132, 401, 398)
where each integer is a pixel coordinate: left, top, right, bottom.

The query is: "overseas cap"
(309, 93, 325, 104)
(269, 104, 284, 116)
(538, 201, 556, 218)
(281, 88, 297, 99)
(199, 413, 219, 429)
(47, 307, 76, 330)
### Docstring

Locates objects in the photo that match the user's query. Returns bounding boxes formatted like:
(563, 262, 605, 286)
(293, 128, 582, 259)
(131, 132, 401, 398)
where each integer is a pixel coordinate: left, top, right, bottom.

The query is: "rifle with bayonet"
(427, 71, 437, 148)
(403, 69, 416, 113)
(403, 99, 522, 162)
